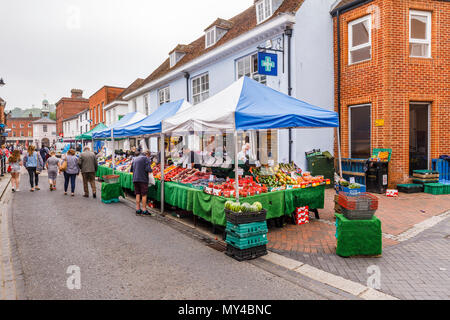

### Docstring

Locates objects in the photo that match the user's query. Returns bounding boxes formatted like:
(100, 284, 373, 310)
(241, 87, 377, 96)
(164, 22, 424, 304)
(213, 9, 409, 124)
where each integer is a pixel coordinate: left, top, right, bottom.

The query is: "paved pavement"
(6, 171, 357, 300)
(270, 214, 450, 300)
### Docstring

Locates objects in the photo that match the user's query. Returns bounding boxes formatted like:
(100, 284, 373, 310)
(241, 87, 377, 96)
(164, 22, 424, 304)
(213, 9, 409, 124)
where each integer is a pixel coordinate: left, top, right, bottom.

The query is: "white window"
(409, 10, 431, 58)
(12, 124, 16, 128)
(28, 123, 31, 128)
(205, 27, 216, 48)
(192, 74, 209, 105)
(144, 94, 150, 114)
(256, 0, 272, 24)
(236, 53, 267, 85)
(158, 87, 170, 106)
(348, 15, 372, 64)
(20, 124, 24, 128)
(170, 53, 177, 68)
(43, 125, 47, 133)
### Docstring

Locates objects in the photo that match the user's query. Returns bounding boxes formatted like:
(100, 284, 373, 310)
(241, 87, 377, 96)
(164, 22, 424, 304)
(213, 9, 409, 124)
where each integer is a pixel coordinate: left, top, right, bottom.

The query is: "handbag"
(7, 165, 11, 173)
(60, 159, 67, 172)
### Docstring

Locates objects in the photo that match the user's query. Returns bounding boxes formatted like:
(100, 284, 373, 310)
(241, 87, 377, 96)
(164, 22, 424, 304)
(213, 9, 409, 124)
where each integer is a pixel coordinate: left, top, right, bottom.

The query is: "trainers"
(12, 188, 15, 193)
(142, 211, 151, 216)
(35, 186, 40, 190)
(93, 193, 97, 199)
(83, 194, 89, 198)
(135, 209, 143, 216)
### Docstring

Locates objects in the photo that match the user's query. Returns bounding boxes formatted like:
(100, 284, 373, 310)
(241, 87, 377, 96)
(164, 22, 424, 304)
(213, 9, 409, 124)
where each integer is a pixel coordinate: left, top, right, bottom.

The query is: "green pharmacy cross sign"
(258, 52, 278, 76)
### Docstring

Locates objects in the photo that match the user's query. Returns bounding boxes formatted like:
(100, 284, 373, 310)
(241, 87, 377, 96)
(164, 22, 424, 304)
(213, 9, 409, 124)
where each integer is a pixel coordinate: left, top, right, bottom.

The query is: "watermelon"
(225, 201, 233, 210)
(253, 201, 263, 212)
(249, 205, 259, 213)
(241, 203, 252, 213)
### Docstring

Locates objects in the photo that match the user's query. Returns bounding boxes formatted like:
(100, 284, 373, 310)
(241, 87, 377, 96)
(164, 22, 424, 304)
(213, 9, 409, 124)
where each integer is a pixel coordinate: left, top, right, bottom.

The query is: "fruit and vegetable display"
(203, 177, 268, 197)
(224, 200, 264, 214)
(98, 155, 133, 173)
(251, 163, 329, 190)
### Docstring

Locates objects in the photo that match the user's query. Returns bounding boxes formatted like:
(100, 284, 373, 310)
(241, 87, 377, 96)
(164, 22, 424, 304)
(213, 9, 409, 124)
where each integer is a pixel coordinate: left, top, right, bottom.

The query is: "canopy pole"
(81, 139, 84, 153)
(234, 130, 239, 203)
(160, 132, 165, 215)
(337, 127, 343, 177)
(111, 129, 115, 173)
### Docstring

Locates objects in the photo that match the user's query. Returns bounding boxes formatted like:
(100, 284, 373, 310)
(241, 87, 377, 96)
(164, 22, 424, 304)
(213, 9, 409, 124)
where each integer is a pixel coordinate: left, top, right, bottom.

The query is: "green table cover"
(101, 182, 124, 202)
(96, 166, 114, 179)
(284, 185, 325, 214)
(335, 213, 382, 257)
(145, 178, 325, 227)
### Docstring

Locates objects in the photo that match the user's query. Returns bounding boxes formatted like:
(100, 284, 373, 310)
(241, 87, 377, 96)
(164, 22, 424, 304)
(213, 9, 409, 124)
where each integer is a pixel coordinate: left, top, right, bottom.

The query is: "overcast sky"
(0, 0, 253, 109)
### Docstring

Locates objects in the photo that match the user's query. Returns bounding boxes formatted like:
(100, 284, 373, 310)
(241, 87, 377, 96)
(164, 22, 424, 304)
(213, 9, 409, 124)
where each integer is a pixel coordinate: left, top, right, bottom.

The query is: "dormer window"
(205, 28, 216, 48)
(204, 18, 233, 49)
(169, 45, 191, 68)
(256, 0, 272, 24)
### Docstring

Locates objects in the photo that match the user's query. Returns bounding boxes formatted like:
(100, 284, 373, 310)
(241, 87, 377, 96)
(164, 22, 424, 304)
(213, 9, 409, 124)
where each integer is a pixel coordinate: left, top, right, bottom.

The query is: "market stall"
(158, 76, 339, 223)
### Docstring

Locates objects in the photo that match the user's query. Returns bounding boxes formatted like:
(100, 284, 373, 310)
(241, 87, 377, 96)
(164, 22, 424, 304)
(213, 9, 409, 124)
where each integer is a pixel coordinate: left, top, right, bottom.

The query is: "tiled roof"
(204, 18, 234, 31)
(32, 117, 56, 124)
(116, 78, 145, 101)
(135, 0, 304, 93)
(333, 0, 358, 10)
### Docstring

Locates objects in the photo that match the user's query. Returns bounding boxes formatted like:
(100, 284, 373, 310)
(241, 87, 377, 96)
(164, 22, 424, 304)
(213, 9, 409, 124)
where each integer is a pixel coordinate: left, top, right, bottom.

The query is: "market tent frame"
(75, 123, 108, 140)
(161, 76, 341, 211)
(92, 112, 147, 139)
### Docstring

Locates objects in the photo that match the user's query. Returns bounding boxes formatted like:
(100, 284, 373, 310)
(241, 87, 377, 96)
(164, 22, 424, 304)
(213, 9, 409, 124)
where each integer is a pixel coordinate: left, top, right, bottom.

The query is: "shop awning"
(113, 99, 192, 138)
(76, 123, 108, 140)
(92, 112, 146, 139)
(162, 76, 339, 133)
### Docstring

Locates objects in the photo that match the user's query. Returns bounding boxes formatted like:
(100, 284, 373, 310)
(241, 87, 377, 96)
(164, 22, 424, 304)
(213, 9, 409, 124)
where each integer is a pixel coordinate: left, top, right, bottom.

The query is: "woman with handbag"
(8, 150, 22, 192)
(62, 149, 80, 196)
(23, 145, 44, 192)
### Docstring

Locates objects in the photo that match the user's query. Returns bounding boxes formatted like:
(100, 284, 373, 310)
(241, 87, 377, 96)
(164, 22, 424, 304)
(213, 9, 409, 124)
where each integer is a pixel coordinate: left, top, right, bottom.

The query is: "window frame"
(191, 73, 210, 105)
(158, 87, 170, 106)
(235, 53, 267, 85)
(170, 52, 177, 68)
(348, 103, 372, 159)
(348, 15, 372, 65)
(205, 27, 217, 48)
(144, 94, 149, 114)
(409, 10, 432, 59)
(256, 0, 272, 25)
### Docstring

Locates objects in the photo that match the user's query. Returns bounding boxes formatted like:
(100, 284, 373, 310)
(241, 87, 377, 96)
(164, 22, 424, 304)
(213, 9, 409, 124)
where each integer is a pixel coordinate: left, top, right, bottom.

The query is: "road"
(7, 171, 349, 300)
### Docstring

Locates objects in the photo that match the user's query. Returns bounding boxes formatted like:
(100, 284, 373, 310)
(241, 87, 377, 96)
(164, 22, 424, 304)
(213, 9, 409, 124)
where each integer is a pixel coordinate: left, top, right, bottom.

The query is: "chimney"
(29, 113, 33, 118)
(71, 89, 83, 99)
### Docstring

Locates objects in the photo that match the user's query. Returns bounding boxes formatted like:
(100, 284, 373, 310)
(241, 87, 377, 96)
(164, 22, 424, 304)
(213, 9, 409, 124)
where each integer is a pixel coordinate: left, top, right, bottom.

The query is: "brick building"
(0, 97, 6, 125)
(5, 112, 39, 145)
(331, 0, 450, 186)
(89, 86, 125, 129)
(55, 89, 89, 137)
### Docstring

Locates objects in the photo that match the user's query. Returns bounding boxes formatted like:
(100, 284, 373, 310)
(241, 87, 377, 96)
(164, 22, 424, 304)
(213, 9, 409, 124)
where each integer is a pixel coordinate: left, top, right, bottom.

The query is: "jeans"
(64, 172, 77, 193)
(26, 167, 39, 188)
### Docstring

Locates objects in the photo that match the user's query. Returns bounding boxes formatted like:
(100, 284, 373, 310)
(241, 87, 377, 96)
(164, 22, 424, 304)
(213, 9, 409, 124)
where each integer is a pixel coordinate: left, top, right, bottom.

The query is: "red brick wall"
(56, 98, 89, 136)
(89, 86, 124, 129)
(7, 117, 39, 138)
(334, 0, 450, 186)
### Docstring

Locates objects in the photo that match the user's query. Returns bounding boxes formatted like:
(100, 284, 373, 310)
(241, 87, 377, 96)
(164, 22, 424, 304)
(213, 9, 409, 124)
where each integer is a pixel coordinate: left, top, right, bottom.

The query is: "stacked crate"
(224, 210, 268, 261)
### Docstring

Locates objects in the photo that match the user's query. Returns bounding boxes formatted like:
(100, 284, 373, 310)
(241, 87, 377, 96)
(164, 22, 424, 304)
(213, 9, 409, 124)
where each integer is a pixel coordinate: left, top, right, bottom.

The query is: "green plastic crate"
(424, 183, 445, 195)
(226, 221, 268, 238)
(225, 233, 268, 250)
(372, 148, 392, 161)
(443, 184, 450, 195)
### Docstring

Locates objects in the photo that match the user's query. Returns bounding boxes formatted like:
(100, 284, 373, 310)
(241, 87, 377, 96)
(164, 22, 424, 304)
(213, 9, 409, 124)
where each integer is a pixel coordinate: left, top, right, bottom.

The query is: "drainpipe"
(285, 26, 293, 163)
(184, 72, 190, 102)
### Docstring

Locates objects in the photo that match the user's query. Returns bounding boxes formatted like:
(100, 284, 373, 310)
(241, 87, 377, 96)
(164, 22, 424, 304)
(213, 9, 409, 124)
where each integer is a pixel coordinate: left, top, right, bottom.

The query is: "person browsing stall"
(130, 151, 153, 217)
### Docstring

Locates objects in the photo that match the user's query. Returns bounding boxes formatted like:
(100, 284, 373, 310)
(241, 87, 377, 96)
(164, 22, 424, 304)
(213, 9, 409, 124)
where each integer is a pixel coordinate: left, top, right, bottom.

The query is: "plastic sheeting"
(113, 99, 192, 138)
(93, 112, 147, 139)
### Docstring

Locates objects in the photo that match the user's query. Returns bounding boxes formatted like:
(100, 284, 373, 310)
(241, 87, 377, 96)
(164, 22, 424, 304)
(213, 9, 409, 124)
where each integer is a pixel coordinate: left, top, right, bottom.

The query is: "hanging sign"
(375, 119, 385, 127)
(258, 52, 278, 76)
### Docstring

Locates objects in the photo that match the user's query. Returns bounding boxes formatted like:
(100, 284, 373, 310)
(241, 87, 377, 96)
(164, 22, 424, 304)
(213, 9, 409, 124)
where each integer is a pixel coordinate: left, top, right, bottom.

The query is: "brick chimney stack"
(71, 89, 83, 99)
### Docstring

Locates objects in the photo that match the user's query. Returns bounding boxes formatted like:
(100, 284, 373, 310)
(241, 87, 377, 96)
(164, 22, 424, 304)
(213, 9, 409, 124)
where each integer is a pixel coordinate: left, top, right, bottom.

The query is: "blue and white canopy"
(92, 112, 146, 139)
(113, 99, 192, 138)
(162, 77, 339, 133)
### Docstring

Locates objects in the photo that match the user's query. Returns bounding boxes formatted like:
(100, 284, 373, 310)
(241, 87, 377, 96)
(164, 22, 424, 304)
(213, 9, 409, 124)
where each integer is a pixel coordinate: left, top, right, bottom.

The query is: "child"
(46, 151, 60, 191)
(8, 150, 22, 192)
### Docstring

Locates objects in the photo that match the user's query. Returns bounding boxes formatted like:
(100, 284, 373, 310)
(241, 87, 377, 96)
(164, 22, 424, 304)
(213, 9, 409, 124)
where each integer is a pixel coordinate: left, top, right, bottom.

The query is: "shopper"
(23, 145, 44, 192)
(8, 150, 22, 192)
(46, 151, 60, 191)
(130, 151, 153, 216)
(61, 149, 80, 196)
(78, 147, 98, 198)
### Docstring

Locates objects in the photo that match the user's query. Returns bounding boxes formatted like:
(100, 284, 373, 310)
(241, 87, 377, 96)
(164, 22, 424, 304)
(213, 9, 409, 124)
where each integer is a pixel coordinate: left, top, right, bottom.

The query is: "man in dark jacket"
(130, 151, 153, 216)
(78, 147, 98, 198)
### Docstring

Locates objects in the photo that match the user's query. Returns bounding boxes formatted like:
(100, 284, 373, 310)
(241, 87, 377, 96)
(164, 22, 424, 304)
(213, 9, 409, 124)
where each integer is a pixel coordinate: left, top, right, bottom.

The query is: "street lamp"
(0, 78, 5, 87)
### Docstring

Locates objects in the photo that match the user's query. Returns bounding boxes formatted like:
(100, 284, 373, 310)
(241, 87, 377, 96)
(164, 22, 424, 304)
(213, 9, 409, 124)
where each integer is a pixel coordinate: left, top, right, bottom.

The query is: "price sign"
(268, 160, 274, 166)
(255, 160, 261, 168)
(237, 169, 244, 176)
(201, 167, 206, 173)
(187, 163, 192, 169)
(349, 177, 356, 184)
(209, 175, 215, 182)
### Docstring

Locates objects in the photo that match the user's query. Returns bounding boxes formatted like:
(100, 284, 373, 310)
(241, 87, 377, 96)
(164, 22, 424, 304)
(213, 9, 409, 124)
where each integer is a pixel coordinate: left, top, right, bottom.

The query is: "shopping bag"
(7, 165, 11, 173)
(148, 173, 155, 186)
(60, 160, 67, 172)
